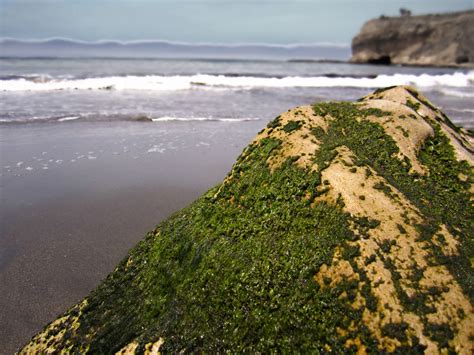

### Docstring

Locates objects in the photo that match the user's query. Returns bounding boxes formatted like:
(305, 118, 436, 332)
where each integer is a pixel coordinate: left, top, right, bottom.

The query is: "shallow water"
(1, 58, 473, 128)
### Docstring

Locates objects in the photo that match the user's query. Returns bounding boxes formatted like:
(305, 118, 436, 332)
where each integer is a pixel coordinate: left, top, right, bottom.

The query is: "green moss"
(373, 86, 397, 94)
(406, 99, 421, 112)
(380, 240, 392, 253)
(267, 115, 281, 129)
(363, 107, 391, 118)
(353, 216, 380, 230)
(364, 254, 376, 265)
(282, 120, 302, 133)
(396, 125, 409, 137)
(311, 126, 325, 139)
(382, 322, 409, 342)
(396, 224, 407, 234)
(342, 244, 361, 260)
(424, 323, 454, 349)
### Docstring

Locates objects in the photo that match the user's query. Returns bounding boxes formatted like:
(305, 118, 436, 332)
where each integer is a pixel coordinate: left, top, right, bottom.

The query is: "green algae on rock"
(19, 87, 473, 354)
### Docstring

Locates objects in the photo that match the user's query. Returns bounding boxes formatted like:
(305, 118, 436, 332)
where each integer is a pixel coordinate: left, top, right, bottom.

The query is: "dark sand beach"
(0, 120, 265, 353)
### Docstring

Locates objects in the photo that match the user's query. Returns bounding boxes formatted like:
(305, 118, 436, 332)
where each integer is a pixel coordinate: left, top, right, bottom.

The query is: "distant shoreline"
(1, 56, 472, 69)
(0, 38, 351, 62)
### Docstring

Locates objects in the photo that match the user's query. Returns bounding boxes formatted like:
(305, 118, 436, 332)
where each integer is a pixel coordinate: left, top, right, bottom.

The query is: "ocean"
(0, 46, 473, 353)
(1, 56, 472, 179)
(1, 57, 473, 127)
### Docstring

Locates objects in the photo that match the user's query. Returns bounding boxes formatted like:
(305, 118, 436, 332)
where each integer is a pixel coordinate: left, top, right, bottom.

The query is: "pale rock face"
(350, 10, 474, 67)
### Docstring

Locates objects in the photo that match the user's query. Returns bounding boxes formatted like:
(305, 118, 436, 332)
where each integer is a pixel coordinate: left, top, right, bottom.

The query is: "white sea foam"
(57, 116, 80, 122)
(151, 116, 260, 122)
(147, 145, 165, 153)
(439, 88, 474, 98)
(1, 72, 472, 92)
(448, 108, 474, 113)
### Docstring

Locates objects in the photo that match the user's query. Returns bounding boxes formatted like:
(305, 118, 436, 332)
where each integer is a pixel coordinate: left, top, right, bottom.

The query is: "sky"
(0, 0, 472, 45)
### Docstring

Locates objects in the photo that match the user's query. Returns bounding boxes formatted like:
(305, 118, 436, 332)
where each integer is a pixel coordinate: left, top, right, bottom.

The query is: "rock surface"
(20, 87, 473, 353)
(351, 11, 474, 67)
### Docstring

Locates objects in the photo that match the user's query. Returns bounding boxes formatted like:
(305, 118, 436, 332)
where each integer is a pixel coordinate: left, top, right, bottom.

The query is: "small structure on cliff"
(399, 8, 412, 17)
(351, 10, 474, 67)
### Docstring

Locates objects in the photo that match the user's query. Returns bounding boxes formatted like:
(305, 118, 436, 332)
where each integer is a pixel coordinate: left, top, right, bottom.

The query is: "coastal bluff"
(350, 10, 474, 67)
(20, 87, 473, 353)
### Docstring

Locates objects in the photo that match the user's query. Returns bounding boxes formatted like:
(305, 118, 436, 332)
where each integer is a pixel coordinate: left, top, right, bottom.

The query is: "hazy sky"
(0, 0, 472, 44)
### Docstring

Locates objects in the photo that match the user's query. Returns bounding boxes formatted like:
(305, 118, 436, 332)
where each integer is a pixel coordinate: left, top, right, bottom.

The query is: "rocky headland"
(351, 10, 474, 67)
(20, 87, 473, 353)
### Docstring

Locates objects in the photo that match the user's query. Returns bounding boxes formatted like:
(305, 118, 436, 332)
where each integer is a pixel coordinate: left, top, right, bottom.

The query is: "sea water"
(1, 56, 473, 184)
(1, 57, 473, 126)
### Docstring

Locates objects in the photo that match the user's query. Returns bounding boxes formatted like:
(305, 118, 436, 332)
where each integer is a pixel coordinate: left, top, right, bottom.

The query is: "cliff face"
(20, 87, 473, 354)
(351, 11, 474, 67)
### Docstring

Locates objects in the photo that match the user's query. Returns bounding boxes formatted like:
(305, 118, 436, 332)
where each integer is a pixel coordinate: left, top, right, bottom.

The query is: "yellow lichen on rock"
(18, 299, 89, 354)
(115, 338, 164, 355)
(144, 338, 164, 354)
(116, 341, 139, 354)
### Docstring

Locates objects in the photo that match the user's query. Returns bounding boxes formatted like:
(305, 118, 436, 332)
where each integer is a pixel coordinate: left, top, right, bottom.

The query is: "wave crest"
(1, 72, 472, 92)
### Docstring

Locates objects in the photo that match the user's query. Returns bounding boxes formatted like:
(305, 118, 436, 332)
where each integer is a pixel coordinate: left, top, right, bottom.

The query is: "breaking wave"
(0, 114, 260, 124)
(1, 72, 472, 92)
(151, 116, 260, 122)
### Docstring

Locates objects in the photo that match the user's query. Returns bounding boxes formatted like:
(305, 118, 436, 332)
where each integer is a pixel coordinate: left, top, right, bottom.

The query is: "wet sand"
(0, 120, 265, 353)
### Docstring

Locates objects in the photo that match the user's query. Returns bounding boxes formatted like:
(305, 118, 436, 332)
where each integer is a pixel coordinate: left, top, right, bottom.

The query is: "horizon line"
(0, 37, 351, 48)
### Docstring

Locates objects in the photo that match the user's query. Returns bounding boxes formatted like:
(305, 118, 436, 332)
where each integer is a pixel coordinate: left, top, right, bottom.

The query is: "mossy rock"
(20, 86, 474, 354)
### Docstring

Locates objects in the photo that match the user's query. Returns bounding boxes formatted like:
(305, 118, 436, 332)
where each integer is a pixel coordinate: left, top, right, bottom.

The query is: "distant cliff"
(351, 10, 474, 67)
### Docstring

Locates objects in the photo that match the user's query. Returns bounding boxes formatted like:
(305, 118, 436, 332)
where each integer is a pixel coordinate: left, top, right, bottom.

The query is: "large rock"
(351, 10, 474, 67)
(20, 87, 473, 353)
